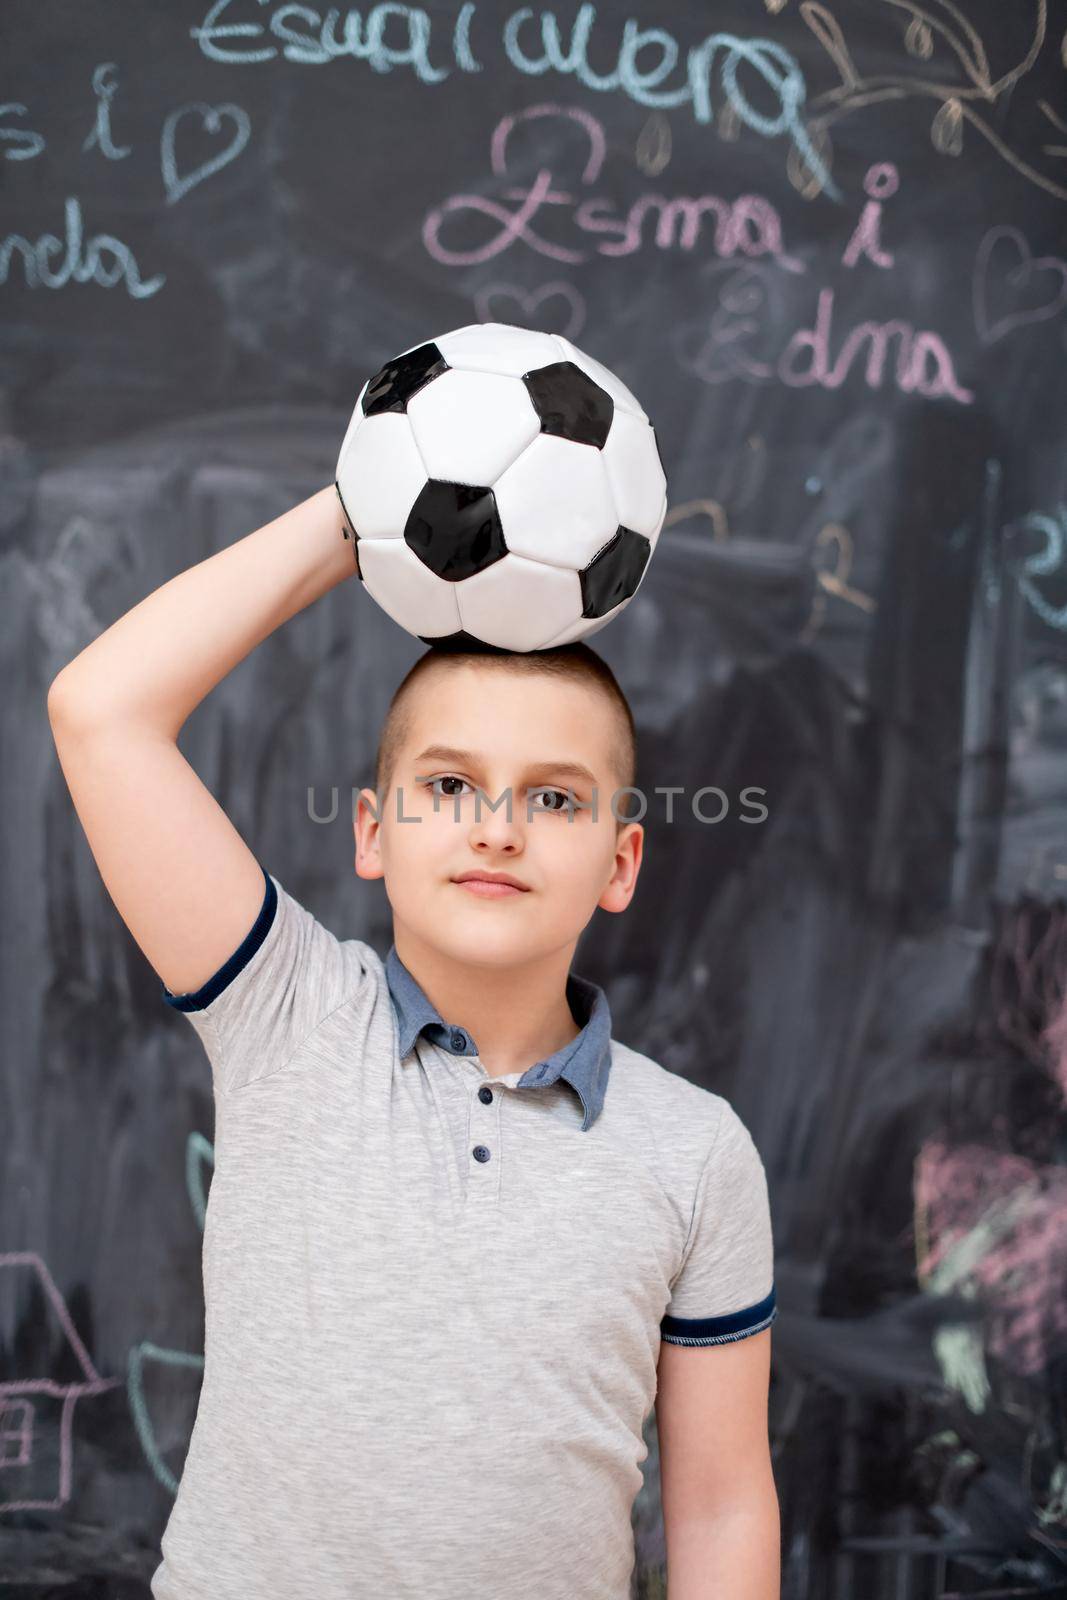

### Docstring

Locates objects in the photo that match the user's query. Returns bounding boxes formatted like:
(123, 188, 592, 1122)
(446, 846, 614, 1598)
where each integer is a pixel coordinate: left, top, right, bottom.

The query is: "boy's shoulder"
(605, 1035, 739, 1155)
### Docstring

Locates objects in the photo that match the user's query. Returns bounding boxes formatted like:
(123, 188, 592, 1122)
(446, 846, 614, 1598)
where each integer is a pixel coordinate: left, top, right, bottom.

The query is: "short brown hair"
(373, 641, 638, 825)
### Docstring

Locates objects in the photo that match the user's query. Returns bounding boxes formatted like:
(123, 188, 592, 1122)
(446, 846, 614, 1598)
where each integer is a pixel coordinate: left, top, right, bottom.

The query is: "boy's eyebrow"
(411, 744, 599, 786)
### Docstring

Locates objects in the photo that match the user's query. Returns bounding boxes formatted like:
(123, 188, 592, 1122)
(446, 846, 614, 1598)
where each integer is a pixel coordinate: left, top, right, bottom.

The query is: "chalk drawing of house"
(0, 1252, 121, 1513)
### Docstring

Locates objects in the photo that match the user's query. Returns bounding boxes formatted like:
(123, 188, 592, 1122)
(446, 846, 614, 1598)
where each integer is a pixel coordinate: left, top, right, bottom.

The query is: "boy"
(47, 485, 780, 1600)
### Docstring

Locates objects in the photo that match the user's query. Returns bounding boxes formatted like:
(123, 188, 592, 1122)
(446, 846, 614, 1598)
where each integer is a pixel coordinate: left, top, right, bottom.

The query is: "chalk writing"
(842, 162, 897, 270)
(81, 63, 131, 160)
(804, 2, 1067, 203)
(127, 1133, 215, 1494)
(127, 1343, 206, 1497)
(191, 0, 839, 195)
(472, 278, 586, 338)
(0, 103, 46, 160)
(682, 268, 974, 402)
(973, 226, 1067, 344)
(423, 103, 806, 269)
(501, 7, 836, 196)
(1014, 506, 1067, 632)
(1, 70, 253, 298)
(2, 74, 254, 208)
(0, 1254, 121, 1511)
(805, 523, 877, 640)
(191, 0, 453, 78)
(5, 75, 255, 208)
(916, 1138, 1067, 1381)
(0, 197, 166, 297)
(161, 101, 252, 205)
(781, 287, 973, 401)
(453, 0, 481, 72)
(635, 111, 671, 179)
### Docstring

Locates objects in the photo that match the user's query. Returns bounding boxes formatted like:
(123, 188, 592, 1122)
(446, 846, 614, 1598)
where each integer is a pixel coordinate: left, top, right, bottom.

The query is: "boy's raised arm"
(46, 485, 358, 999)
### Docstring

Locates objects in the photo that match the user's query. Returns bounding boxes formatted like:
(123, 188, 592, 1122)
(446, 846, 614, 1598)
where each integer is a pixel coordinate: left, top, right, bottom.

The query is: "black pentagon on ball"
(405, 479, 508, 581)
(579, 526, 652, 617)
(362, 342, 451, 417)
(523, 361, 613, 449)
(416, 630, 513, 655)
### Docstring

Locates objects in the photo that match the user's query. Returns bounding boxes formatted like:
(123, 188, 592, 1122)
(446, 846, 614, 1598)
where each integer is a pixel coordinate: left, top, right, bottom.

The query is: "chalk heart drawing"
(473, 281, 586, 341)
(973, 226, 1067, 344)
(161, 103, 252, 207)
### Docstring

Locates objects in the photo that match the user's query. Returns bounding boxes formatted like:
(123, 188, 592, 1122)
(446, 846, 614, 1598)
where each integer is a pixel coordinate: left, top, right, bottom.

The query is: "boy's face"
(354, 665, 643, 969)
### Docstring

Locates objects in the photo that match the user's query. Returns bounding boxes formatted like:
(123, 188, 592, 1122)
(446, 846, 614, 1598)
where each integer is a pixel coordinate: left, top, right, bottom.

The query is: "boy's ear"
(354, 787, 384, 882)
(597, 821, 644, 915)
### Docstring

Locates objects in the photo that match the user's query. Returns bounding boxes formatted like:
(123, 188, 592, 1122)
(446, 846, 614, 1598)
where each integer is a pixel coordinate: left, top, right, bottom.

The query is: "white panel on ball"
(357, 538, 462, 636)
(600, 409, 668, 539)
(407, 369, 541, 486)
(336, 376, 371, 472)
(455, 552, 585, 652)
(436, 323, 565, 379)
(493, 434, 620, 570)
(337, 414, 426, 540)
(540, 603, 623, 649)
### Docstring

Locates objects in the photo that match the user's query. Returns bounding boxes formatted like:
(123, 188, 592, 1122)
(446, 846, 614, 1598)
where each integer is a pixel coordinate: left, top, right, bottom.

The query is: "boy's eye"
(424, 775, 473, 800)
(421, 777, 577, 815)
(530, 787, 577, 815)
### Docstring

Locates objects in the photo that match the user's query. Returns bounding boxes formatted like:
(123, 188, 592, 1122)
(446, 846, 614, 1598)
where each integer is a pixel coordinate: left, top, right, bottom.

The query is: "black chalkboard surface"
(5, 2, 1067, 1594)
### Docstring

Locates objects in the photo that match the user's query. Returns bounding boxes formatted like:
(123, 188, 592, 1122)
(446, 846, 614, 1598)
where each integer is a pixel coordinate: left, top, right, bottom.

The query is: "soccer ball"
(334, 322, 668, 652)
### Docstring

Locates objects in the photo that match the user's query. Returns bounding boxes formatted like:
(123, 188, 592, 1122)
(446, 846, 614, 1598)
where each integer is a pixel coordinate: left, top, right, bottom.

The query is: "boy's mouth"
(451, 870, 530, 897)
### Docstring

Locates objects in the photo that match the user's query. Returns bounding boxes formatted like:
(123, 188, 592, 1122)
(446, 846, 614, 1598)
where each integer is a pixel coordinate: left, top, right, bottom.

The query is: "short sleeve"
(659, 1102, 778, 1347)
(161, 863, 369, 1096)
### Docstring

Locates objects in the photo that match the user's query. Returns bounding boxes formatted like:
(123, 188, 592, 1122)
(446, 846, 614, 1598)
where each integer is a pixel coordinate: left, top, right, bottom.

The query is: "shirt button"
(450, 1029, 466, 1050)
(478, 1086, 493, 1104)
(472, 1145, 491, 1163)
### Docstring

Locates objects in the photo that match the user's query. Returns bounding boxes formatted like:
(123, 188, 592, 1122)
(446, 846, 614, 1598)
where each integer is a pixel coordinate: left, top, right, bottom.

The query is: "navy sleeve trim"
(659, 1285, 778, 1347)
(161, 863, 277, 1013)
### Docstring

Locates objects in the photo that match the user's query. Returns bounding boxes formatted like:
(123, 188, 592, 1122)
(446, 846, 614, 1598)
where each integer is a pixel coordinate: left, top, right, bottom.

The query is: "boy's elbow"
(46, 670, 69, 724)
(47, 667, 91, 729)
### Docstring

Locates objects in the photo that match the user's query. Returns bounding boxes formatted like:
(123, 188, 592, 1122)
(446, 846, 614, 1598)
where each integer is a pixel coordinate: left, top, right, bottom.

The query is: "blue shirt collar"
(384, 944, 613, 1133)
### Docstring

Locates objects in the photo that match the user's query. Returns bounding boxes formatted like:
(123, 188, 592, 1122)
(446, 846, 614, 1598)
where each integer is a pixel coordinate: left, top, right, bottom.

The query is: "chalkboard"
(4, 1, 1067, 1594)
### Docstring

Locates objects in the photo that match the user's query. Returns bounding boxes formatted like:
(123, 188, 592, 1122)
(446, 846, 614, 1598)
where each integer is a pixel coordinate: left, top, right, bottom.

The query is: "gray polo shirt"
(154, 864, 777, 1600)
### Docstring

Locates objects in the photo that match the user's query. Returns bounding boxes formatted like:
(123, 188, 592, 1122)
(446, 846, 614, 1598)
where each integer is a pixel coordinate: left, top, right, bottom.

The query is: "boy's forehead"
(400, 669, 614, 773)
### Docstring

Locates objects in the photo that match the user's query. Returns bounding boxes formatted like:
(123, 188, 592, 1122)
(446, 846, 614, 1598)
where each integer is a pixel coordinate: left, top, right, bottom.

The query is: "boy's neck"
(391, 923, 582, 1078)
